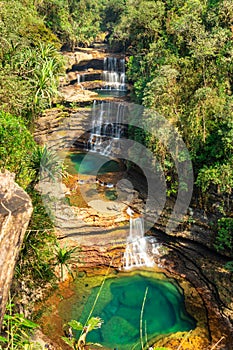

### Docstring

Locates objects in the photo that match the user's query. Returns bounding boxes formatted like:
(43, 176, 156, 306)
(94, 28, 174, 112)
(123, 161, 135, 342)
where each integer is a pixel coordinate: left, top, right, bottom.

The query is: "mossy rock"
(101, 316, 138, 344)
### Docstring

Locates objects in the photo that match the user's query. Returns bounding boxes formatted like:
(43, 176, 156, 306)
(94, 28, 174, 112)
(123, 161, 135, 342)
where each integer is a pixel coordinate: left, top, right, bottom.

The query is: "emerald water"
(69, 152, 121, 175)
(71, 273, 196, 349)
(95, 89, 127, 98)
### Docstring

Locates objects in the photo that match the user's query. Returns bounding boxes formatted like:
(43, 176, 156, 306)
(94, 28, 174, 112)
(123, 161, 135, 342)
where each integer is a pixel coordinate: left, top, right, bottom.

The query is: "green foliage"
(195, 111, 233, 196)
(112, 0, 233, 203)
(0, 0, 59, 49)
(28, 190, 54, 231)
(15, 190, 56, 284)
(224, 261, 233, 272)
(0, 111, 37, 188)
(67, 320, 84, 332)
(36, 0, 105, 49)
(36, 0, 75, 46)
(100, 0, 125, 35)
(29, 44, 64, 109)
(68, 317, 103, 332)
(196, 162, 233, 195)
(0, 67, 34, 119)
(0, 301, 40, 349)
(111, 0, 165, 52)
(62, 317, 103, 349)
(10, 42, 64, 114)
(0, 1, 64, 119)
(215, 217, 233, 256)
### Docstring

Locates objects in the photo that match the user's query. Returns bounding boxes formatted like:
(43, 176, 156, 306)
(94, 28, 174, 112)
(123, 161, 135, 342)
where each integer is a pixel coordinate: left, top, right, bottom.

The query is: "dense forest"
(0, 0, 233, 348)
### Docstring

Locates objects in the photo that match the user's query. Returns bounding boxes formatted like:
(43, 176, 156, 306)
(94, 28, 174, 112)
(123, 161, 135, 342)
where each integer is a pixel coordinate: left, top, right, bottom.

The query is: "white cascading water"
(87, 101, 125, 155)
(122, 216, 155, 270)
(76, 73, 84, 90)
(102, 57, 126, 91)
(86, 101, 159, 270)
(76, 72, 85, 83)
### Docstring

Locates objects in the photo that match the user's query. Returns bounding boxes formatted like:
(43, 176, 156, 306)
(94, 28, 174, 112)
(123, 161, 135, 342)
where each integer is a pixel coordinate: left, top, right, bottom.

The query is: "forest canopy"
(109, 0, 233, 200)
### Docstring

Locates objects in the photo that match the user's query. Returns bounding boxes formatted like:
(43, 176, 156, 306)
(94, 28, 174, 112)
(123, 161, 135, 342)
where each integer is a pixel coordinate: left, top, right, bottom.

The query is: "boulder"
(0, 170, 33, 328)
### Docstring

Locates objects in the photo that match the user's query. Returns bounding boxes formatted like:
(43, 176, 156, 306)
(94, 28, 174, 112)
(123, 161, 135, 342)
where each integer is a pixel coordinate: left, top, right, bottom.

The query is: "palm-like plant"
(31, 43, 64, 108)
(31, 146, 63, 183)
(54, 244, 80, 281)
(38, 43, 61, 61)
(32, 59, 58, 107)
(14, 42, 64, 110)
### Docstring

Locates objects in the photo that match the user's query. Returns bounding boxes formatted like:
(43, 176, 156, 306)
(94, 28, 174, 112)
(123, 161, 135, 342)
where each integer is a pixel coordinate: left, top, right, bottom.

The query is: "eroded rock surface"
(0, 170, 33, 328)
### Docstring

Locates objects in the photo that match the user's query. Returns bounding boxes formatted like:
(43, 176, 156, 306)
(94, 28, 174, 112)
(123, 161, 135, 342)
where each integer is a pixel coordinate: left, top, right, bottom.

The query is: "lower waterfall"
(122, 216, 156, 270)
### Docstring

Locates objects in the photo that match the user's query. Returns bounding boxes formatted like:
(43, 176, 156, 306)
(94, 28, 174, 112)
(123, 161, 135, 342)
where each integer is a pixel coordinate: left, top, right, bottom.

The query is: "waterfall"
(102, 57, 127, 91)
(122, 217, 156, 270)
(76, 73, 85, 83)
(87, 101, 125, 155)
(76, 73, 84, 90)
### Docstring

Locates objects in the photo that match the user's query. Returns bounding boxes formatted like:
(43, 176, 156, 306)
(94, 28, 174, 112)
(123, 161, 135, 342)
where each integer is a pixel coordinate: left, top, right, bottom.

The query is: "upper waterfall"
(102, 57, 127, 91)
(86, 100, 126, 155)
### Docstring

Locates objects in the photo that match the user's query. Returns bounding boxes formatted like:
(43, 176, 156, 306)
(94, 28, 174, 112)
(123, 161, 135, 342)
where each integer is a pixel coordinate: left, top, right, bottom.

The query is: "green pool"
(95, 89, 127, 98)
(70, 273, 196, 349)
(69, 152, 121, 175)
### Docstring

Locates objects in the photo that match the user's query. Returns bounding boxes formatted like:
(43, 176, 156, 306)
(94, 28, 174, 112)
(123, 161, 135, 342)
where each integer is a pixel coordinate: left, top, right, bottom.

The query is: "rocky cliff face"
(0, 170, 33, 328)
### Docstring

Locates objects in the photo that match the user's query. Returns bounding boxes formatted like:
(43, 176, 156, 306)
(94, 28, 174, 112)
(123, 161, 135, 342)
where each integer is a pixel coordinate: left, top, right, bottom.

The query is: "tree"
(36, 0, 105, 49)
(100, 0, 126, 36)
(111, 0, 165, 53)
(113, 0, 233, 203)
(36, 0, 74, 47)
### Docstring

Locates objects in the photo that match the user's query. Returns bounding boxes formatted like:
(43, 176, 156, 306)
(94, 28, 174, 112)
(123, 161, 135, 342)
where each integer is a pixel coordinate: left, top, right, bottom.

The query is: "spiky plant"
(54, 244, 80, 281)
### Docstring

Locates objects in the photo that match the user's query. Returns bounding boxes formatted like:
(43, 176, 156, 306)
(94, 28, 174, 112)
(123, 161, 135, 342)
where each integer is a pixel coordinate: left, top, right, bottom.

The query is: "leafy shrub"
(0, 302, 39, 349)
(224, 261, 233, 272)
(0, 111, 37, 188)
(215, 217, 233, 256)
(15, 190, 56, 284)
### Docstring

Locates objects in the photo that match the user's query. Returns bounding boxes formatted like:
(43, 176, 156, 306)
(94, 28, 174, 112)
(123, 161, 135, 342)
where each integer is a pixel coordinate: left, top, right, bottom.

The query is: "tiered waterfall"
(102, 57, 126, 91)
